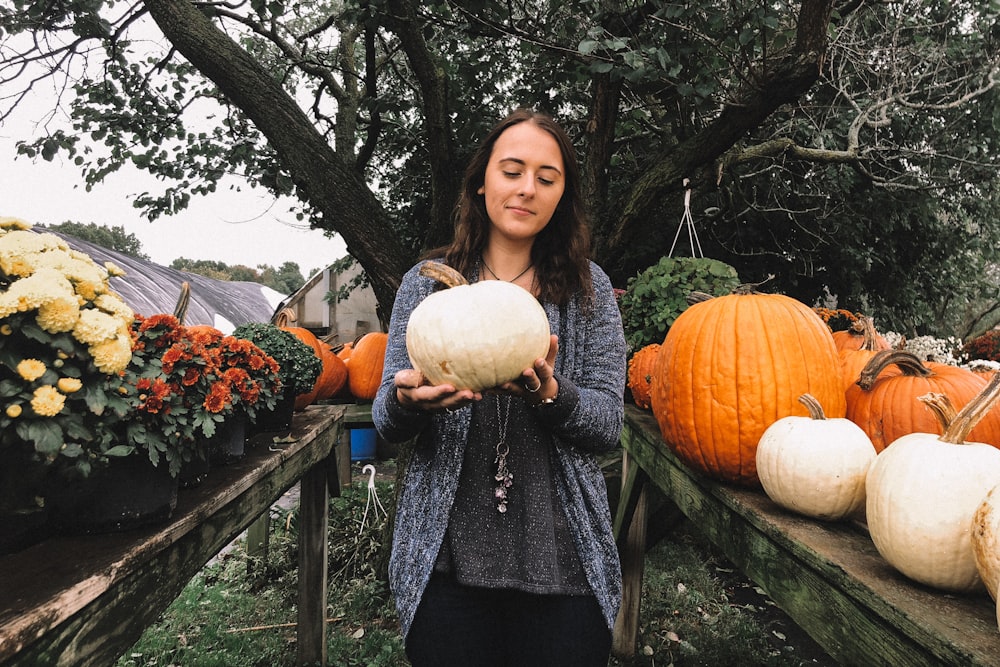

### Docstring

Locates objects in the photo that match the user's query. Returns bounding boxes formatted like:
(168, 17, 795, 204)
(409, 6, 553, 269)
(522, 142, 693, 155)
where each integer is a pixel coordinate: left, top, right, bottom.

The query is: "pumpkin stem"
(419, 261, 469, 288)
(733, 273, 776, 295)
(917, 392, 959, 434)
(797, 393, 826, 420)
(858, 317, 882, 352)
(687, 291, 713, 305)
(919, 373, 1000, 444)
(273, 307, 297, 327)
(173, 281, 191, 324)
(857, 349, 932, 390)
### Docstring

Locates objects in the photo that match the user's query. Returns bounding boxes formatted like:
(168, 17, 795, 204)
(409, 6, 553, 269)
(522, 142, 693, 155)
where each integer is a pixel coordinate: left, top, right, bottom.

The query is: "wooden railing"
(0, 404, 352, 667)
(614, 405, 1000, 666)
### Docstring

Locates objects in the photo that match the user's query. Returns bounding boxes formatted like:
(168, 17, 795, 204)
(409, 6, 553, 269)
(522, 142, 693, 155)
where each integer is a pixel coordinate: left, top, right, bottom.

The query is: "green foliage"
(963, 330, 1000, 362)
(618, 256, 740, 352)
(172, 258, 305, 295)
(232, 322, 321, 396)
(46, 221, 150, 259)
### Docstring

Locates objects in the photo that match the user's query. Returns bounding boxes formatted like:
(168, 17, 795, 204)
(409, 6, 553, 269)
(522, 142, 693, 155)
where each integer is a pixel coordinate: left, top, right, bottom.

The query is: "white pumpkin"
(756, 394, 876, 521)
(972, 483, 1000, 604)
(866, 378, 1000, 593)
(406, 261, 550, 391)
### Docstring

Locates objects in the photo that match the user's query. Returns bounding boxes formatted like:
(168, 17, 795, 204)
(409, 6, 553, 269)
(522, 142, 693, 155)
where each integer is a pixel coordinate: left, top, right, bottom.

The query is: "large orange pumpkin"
(845, 349, 1000, 452)
(649, 290, 846, 486)
(627, 343, 660, 409)
(348, 331, 388, 400)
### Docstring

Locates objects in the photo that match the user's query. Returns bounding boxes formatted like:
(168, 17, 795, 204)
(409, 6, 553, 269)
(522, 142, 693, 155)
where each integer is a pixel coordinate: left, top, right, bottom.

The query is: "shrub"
(618, 256, 739, 352)
(963, 330, 1000, 362)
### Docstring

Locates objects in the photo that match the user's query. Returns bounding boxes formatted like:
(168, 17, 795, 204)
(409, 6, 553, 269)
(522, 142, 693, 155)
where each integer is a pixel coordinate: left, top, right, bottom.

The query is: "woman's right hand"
(394, 369, 480, 412)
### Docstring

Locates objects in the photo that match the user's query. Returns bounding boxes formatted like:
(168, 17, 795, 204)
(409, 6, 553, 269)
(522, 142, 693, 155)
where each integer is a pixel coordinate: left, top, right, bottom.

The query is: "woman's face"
(478, 121, 566, 243)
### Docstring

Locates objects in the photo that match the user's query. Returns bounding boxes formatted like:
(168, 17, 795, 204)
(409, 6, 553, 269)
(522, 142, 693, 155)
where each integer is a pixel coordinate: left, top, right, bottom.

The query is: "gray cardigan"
(372, 260, 626, 640)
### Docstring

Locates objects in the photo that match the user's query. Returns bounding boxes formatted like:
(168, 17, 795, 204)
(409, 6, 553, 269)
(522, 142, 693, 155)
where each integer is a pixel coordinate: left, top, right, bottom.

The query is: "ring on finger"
(526, 379, 542, 393)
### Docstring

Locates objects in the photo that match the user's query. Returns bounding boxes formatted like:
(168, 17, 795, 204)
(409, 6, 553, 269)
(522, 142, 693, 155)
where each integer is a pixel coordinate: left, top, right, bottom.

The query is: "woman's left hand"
(499, 334, 559, 405)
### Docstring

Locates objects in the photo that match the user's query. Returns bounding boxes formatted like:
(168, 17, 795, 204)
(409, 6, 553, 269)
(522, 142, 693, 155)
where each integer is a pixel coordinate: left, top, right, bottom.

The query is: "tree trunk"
(143, 0, 410, 317)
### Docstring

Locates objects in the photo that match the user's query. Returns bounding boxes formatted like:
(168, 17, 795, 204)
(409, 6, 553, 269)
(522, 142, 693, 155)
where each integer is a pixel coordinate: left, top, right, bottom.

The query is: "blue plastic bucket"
(351, 428, 377, 462)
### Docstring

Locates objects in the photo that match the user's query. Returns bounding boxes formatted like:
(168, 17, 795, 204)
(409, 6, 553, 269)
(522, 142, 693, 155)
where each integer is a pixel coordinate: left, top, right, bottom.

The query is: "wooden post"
(612, 449, 649, 659)
(246, 511, 270, 571)
(297, 458, 330, 666)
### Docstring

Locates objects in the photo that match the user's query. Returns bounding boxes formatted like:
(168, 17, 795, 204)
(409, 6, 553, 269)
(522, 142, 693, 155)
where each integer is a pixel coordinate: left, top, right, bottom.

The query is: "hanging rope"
(357, 463, 387, 536)
(668, 178, 704, 258)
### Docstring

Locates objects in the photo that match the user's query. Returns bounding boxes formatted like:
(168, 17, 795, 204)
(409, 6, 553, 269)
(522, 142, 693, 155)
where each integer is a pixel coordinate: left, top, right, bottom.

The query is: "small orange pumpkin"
(314, 342, 348, 400)
(627, 343, 660, 409)
(838, 317, 898, 393)
(348, 331, 388, 400)
(846, 349, 1000, 452)
(832, 317, 891, 352)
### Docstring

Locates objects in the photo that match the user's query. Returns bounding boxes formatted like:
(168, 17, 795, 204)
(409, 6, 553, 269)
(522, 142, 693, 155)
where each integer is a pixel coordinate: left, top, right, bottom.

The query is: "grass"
(115, 468, 832, 667)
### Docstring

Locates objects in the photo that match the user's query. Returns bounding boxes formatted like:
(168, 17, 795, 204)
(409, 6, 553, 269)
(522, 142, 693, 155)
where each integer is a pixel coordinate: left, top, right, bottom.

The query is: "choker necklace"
(481, 256, 532, 283)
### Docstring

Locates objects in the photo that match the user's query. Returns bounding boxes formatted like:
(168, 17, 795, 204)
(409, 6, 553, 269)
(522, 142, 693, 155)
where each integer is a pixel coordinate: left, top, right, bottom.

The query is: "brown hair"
(431, 108, 593, 307)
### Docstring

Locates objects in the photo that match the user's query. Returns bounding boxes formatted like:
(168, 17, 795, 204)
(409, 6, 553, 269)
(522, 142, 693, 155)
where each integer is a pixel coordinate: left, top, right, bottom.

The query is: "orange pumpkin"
(838, 316, 899, 393)
(348, 332, 388, 400)
(314, 342, 348, 400)
(832, 317, 891, 352)
(845, 349, 1000, 452)
(649, 290, 845, 486)
(627, 343, 661, 409)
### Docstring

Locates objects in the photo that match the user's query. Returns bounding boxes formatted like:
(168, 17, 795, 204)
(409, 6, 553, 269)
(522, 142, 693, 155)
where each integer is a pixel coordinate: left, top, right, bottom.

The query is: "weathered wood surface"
(0, 404, 345, 667)
(621, 405, 1000, 667)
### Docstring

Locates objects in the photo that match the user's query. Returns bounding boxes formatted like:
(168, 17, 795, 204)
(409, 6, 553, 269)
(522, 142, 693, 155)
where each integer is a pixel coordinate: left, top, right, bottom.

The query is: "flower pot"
(209, 411, 248, 466)
(50, 454, 179, 534)
(179, 446, 211, 489)
(250, 387, 296, 435)
(0, 458, 53, 554)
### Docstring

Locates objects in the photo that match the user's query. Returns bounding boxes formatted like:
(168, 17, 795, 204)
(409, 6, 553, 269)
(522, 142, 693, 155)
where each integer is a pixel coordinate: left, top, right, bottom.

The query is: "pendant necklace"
(481, 255, 532, 283)
(493, 395, 514, 513)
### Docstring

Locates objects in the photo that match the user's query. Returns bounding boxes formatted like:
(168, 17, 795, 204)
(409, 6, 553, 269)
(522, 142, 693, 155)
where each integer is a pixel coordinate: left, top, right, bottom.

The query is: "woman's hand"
(499, 334, 559, 405)
(394, 369, 481, 412)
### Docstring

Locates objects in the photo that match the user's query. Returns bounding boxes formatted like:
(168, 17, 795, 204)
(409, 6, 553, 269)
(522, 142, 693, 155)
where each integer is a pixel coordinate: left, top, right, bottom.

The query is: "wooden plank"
(0, 405, 344, 667)
(612, 455, 648, 660)
(621, 406, 1000, 667)
(297, 460, 330, 666)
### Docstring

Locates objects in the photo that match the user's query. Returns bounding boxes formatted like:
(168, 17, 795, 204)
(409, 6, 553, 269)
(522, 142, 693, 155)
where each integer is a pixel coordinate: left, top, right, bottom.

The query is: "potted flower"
(232, 322, 323, 433)
(110, 315, 282, 480)
(0, 217, 137, 543)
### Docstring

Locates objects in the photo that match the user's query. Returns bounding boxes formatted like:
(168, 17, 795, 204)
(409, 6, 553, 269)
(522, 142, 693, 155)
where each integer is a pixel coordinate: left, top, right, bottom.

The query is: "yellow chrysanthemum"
(104, 261, 126, 278)
(94, 293, 134, 322)
(6, 404, 22, 418)
(36, 294, 81, 334)
(16, 359, 47, 382)
(0, 217, 32, 231)
(89, 333, 132, 374)
(0, 267, 75, 317)
(30, 385, 65, 417)
(57, 377, 83, 394)
(72, 308, 120, 346)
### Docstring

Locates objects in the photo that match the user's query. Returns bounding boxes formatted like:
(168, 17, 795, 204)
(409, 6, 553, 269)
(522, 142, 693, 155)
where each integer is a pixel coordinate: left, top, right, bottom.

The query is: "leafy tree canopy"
(170, 258, 305, 294)
(46, 221, 150, 260)
(2, 0, 998, 338)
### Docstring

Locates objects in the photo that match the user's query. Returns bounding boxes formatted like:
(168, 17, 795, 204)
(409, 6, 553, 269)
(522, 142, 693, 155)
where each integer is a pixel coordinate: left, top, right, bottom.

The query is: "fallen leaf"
(351, 627, 365, 639)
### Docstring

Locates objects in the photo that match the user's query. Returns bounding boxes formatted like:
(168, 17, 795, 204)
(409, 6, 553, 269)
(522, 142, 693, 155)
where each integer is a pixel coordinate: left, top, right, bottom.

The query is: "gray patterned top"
(372, 259, 627, 640)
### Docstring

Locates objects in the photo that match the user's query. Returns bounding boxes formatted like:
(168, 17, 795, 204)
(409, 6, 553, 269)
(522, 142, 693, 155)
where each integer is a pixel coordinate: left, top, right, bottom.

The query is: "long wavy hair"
(429, 108, 593, 307)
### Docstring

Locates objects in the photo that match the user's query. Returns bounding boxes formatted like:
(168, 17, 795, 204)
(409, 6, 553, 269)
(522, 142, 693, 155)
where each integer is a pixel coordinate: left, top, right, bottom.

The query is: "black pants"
(405, 573, 612, 667)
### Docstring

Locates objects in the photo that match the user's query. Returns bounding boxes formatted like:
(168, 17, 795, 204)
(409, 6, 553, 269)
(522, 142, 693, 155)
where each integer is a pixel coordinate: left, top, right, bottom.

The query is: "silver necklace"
(493, 395, 513, 513)
(481, 256, 532, 283)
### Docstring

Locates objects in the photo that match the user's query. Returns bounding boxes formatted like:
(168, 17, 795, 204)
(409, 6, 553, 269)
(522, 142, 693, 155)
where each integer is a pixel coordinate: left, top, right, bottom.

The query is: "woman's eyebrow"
(498, 156, 563, 175)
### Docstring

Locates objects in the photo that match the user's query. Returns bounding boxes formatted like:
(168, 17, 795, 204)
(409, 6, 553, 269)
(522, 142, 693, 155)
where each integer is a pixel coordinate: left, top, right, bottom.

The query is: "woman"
(372, 108, 626, 666)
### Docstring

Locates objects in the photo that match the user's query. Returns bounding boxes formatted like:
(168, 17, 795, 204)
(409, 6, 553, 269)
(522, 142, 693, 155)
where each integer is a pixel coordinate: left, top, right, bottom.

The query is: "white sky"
(0, 116, 348, 279)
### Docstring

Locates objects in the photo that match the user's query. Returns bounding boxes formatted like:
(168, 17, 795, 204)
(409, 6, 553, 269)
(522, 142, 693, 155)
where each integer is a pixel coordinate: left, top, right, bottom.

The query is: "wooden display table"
(0, 404, 348, 667)
(614, 405, 1000, 666)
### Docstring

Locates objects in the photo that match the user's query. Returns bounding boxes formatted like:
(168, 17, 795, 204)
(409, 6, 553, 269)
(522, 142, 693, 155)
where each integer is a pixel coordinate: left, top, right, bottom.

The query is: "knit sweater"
(372, 259, 627, 640)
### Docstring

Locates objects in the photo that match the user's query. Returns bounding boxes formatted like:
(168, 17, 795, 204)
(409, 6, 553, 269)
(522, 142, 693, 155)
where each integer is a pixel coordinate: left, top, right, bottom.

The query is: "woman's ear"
(477, 186, 485, 195)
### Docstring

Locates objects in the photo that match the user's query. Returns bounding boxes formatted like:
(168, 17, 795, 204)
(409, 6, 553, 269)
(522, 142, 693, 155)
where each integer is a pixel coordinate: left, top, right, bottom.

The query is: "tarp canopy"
(42, 228, 286, 334)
